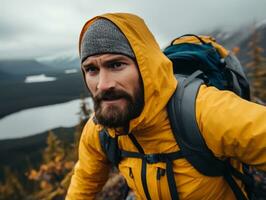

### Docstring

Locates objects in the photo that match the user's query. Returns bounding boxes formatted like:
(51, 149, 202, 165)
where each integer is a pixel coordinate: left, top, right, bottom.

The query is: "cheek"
(125, 68, 142, 97)
(130, 68, 142, 89)
(85, 75, 97, 95)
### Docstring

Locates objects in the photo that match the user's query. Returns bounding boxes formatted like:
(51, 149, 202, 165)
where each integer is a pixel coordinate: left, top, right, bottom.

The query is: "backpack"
(99, 34, 265, 200)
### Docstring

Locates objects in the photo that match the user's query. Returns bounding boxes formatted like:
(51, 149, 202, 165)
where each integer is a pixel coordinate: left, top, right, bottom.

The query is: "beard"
(93, 85, 144, 128)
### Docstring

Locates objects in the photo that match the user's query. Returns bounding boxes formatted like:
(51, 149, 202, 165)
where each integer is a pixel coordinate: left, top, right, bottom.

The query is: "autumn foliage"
(26, 131, 75, 199)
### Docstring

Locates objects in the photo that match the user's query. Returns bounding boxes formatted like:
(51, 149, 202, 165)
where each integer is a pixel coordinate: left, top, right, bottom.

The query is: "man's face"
(82, 54, 144, 128)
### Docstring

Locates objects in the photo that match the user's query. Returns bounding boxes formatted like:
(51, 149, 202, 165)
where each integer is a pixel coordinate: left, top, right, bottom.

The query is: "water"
(0, 98, 93, 140)
(24, 74, 57, 83)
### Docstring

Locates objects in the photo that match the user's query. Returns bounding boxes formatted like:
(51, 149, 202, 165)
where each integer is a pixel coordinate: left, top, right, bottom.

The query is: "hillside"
(0, 59, 57, 80)
(0, 127, 76, 181)
(0, 59, 88, 118)
(209, 21, 266, 64)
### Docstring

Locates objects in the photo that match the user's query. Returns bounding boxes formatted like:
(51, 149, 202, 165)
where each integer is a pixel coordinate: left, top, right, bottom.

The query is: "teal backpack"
(99, 35, 266, 200)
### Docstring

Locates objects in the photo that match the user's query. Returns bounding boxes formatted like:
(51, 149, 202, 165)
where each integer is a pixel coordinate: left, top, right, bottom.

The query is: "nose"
(97, 70, 116, 91)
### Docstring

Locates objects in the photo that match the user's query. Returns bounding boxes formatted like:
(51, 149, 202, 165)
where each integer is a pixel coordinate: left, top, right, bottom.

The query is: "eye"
(109, 62, 126, 69)
(84, 65, 99, 75)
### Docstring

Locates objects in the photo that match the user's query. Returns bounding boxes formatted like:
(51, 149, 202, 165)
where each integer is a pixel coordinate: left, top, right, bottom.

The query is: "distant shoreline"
(0, 72, 89, 119)
(0, 97, 93, 140)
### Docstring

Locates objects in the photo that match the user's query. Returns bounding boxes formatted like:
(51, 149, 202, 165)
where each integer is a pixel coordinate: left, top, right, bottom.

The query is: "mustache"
(94, 89, 132, 103)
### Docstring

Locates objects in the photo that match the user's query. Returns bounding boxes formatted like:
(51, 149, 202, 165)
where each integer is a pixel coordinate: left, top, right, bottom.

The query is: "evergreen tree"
(246, 28, 266, 104)
(43, 131, 65, 163)
(27, 131, 75, 200)
(0, 168, 26, 200)
(74, 94, 92, 158)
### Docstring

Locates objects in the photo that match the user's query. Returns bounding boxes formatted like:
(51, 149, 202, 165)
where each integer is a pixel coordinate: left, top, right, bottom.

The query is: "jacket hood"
(79, 13, 177, 133)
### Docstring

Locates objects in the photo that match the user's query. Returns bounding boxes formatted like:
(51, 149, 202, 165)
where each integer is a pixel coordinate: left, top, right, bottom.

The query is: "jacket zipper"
(157, 168, 166, 200)
(129, 167, 134, 178)
(129, 167, 142, 197)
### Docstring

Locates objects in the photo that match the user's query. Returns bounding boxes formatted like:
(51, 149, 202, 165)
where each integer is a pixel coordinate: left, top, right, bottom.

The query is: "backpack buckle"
(145, 154, 161, 164)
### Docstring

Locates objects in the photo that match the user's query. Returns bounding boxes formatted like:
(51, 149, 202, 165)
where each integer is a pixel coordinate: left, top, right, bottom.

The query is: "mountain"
(208, 20, 266, 65)
(0, 59, 57, 81)
(37, 55, 80, 70)
(0, 58, 88, 118)
(0, 56, 81, 81)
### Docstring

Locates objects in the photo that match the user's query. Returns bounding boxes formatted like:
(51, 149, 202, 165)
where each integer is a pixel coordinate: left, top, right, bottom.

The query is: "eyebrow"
(82, 55, 128, 68)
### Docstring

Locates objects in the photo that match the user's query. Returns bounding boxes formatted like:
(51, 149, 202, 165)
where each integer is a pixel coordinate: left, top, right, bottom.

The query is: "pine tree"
(74, 94, 92, 158)
(246, 28, 266, 104)
(0, 168, 26, 200)
(27, 131, 75, 200)
(43, 131, 65, 163)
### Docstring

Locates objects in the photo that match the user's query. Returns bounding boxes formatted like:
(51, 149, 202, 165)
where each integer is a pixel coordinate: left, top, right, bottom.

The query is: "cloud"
(1, 0, 266, 59)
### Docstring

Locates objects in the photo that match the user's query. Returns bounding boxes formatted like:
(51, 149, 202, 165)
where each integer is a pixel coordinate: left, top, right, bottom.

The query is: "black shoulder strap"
(167, 71, 248, 200)
(167, 71, 226, 176)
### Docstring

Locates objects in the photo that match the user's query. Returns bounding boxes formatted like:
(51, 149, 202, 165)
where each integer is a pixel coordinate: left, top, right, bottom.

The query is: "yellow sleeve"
(66, 118, 110, 200)
(196, 85, 266, 171)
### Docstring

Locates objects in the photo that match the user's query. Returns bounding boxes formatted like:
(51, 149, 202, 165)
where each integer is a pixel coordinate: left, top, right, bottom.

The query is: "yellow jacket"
(67, 13, 266, 200)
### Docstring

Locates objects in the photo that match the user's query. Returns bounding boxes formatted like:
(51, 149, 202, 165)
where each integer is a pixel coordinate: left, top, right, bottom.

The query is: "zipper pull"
(157, 168, 166, 180)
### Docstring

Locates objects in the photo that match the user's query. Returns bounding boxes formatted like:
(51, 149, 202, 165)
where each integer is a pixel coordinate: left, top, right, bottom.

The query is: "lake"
(0, 98, 93, 140)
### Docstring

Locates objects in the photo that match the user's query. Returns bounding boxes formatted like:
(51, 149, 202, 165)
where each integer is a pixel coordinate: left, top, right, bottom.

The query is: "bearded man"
(66, 13, 266, 200)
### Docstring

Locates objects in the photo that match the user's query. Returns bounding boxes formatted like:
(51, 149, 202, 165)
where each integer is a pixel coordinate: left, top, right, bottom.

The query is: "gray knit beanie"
(80, 19, 135, 62)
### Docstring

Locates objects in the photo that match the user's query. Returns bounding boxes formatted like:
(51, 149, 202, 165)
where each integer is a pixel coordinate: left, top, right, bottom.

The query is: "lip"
(102, 98, 125, 105)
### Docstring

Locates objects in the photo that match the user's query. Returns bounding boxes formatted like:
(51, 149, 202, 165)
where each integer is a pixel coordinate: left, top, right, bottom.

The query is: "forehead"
(82, 53, 135, 66)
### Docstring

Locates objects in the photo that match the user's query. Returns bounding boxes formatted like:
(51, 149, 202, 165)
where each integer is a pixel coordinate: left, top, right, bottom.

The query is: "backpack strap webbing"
(128, 134, 152, 200)
(167, 71, 248, 200)
(99, 129, 130, 199)
(124, 133, 182, 200)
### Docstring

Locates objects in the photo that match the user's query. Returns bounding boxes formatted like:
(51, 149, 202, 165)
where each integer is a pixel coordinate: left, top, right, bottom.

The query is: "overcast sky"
(1, 0, 266, 60)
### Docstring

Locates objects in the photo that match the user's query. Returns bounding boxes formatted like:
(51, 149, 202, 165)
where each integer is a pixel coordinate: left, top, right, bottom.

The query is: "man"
(66, 13, 266, 199)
